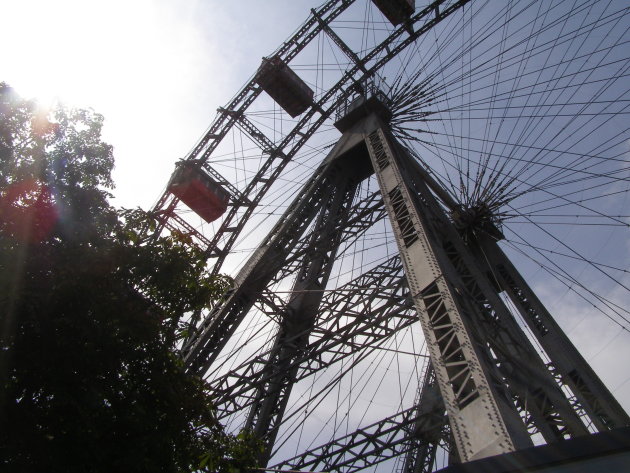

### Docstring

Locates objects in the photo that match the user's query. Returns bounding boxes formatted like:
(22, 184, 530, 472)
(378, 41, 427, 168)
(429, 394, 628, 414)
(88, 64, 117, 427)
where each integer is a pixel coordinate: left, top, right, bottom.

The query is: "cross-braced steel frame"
(149, 0, 630, 470)
(181, 111, 629, 470)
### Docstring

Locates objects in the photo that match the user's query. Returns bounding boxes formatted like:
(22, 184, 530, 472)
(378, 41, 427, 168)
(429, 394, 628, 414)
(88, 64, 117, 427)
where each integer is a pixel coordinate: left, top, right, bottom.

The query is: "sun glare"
(1, 0, 218, 208)
(1, 0, 179, 109)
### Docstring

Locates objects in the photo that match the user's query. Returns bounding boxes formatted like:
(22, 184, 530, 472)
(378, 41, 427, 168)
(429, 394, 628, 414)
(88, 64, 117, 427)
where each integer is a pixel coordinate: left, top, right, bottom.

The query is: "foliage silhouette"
(0, 83, 258, 473)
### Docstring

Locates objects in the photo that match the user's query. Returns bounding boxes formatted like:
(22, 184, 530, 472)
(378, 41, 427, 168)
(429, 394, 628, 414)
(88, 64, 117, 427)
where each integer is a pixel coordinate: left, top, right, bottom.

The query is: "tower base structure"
(438, 426, 630, 473)
(183, 97, 629, 470)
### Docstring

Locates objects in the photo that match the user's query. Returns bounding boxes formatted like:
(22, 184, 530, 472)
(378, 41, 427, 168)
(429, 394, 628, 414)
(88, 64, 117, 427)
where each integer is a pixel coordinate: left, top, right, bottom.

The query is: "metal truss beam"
(269, 368, 446, 473)
(360, 117, 621, 463)
(365, 121, 533, 461)
(152, 199, 214, 249)
(436, 238, 588, 441)
(207, 256, 416, 419)
(274, 190, 385, 284)
(227, 110, 285, 158)
(387, 143, 596, 442)
(480, 238, 630, 431)
(244, 159, 364, 462)
(400, 369, 448, 473)
(183, 161, 337, 371)
(392, 149, 591, 442)
(311, 7, 367, 73)
(200, 160, 250, 205)
(270, 407, 433, 473)
(183, 126, 380, 369)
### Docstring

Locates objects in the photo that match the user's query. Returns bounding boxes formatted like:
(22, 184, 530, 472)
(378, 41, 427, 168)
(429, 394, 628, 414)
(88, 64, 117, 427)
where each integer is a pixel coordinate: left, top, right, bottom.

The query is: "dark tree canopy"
(0, 83, 258, 472)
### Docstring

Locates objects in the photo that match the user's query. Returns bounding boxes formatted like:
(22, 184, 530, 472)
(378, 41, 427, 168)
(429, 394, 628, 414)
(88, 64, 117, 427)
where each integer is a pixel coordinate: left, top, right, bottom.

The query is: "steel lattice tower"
(180, 101, 628, 470)
(149, 1, 630, 471)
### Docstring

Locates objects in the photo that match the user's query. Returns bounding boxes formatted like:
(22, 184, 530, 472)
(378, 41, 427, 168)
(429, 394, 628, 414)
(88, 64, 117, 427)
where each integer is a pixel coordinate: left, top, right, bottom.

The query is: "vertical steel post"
(244, 138, 372, 464)
(480, 237, 630, 431)
(365, 123, 533, 461)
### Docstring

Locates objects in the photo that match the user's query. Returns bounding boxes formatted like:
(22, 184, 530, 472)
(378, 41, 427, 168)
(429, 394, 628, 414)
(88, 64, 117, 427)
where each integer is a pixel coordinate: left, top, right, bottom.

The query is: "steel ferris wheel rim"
(153, 0, 473, 277)
(154, 1, 629, 471)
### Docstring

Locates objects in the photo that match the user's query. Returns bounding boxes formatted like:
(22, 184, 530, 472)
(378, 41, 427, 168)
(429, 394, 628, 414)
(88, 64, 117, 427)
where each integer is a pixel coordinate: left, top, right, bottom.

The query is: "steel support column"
(480, 237, 630, 431)
(244, 158, 363, 462)
(184, 108, 628, 470)
(364, 121, 533, 461)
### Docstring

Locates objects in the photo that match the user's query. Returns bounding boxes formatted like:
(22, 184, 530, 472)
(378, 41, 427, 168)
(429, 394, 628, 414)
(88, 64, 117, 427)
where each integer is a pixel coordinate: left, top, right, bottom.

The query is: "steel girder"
(362, 116, 624, 461)
(479, 238, 630, 431)
(185, 111, 627, 470)
(269, 368, 446, 473)
(243, 154, 364, 461)
(182, 127, 377, 372)
(151, 0, 472, 277)
(207, 255, 414, 420)
(399, 368, 446, 473)
(271, 190, 386, 285)
(364, 121, 533, 460)
(437, 240, 589, 442)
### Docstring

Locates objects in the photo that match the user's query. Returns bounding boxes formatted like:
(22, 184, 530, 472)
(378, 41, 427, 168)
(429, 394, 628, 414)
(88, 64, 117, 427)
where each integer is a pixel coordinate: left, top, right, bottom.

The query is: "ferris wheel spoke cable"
(443, 99, 630, 113)
(512, 100, 630, 196)
(404, 136, 624, 223)
(505, 206, 630, 303)
(509, 51, 630, 189)
(414, 104, 629, 218)
(152, 2, 630, 467)
(511, 182, 629, 228)
(520, 186, 630, 217)
(413, 0, 565, 107)
(388, 4, 478, 187)
(206, 311, 276, 377)
(483, 0, 546, 183)
(292, 336, 425, 463)
(472, 1, 515, 204)
(426, 136, 629, 189)
(428, 60, 628, 181)
(421, 128, 630, 167)
(514, 69, 628, 180)
(403, 3, 524, 199)
(493, 0, 598, 182)
(420, 20, 629, 131)
(271, 326, 425, 460)
(435, 48, 630, 124)
(396, 2, 584, 201)
(507, 240, 630, 275)
(504, 235, 630, 331)
(400, 67, 630, 143)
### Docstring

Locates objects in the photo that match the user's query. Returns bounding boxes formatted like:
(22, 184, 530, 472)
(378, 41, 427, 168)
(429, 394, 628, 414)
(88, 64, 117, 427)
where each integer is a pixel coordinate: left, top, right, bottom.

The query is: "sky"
(2, 0, 630, 468)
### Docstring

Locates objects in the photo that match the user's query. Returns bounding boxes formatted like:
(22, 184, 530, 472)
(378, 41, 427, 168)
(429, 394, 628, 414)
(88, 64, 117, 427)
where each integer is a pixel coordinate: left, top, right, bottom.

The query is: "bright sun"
(1, 0, 179, 109)
(1, 0, 213, 208)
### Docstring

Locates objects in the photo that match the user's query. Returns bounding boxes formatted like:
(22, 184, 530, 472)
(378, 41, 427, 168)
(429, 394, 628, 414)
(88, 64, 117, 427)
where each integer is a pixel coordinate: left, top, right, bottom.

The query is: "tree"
(0, 83, 258, 472)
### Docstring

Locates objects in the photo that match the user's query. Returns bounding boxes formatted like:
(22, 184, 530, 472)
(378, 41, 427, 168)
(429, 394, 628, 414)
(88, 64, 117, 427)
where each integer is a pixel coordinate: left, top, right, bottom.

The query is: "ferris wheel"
(151, 0, 630, 471)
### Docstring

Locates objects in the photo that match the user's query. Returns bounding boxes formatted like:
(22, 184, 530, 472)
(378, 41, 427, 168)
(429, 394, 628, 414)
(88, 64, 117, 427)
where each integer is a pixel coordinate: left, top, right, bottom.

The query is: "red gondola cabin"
(168, 162, 229, 223)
